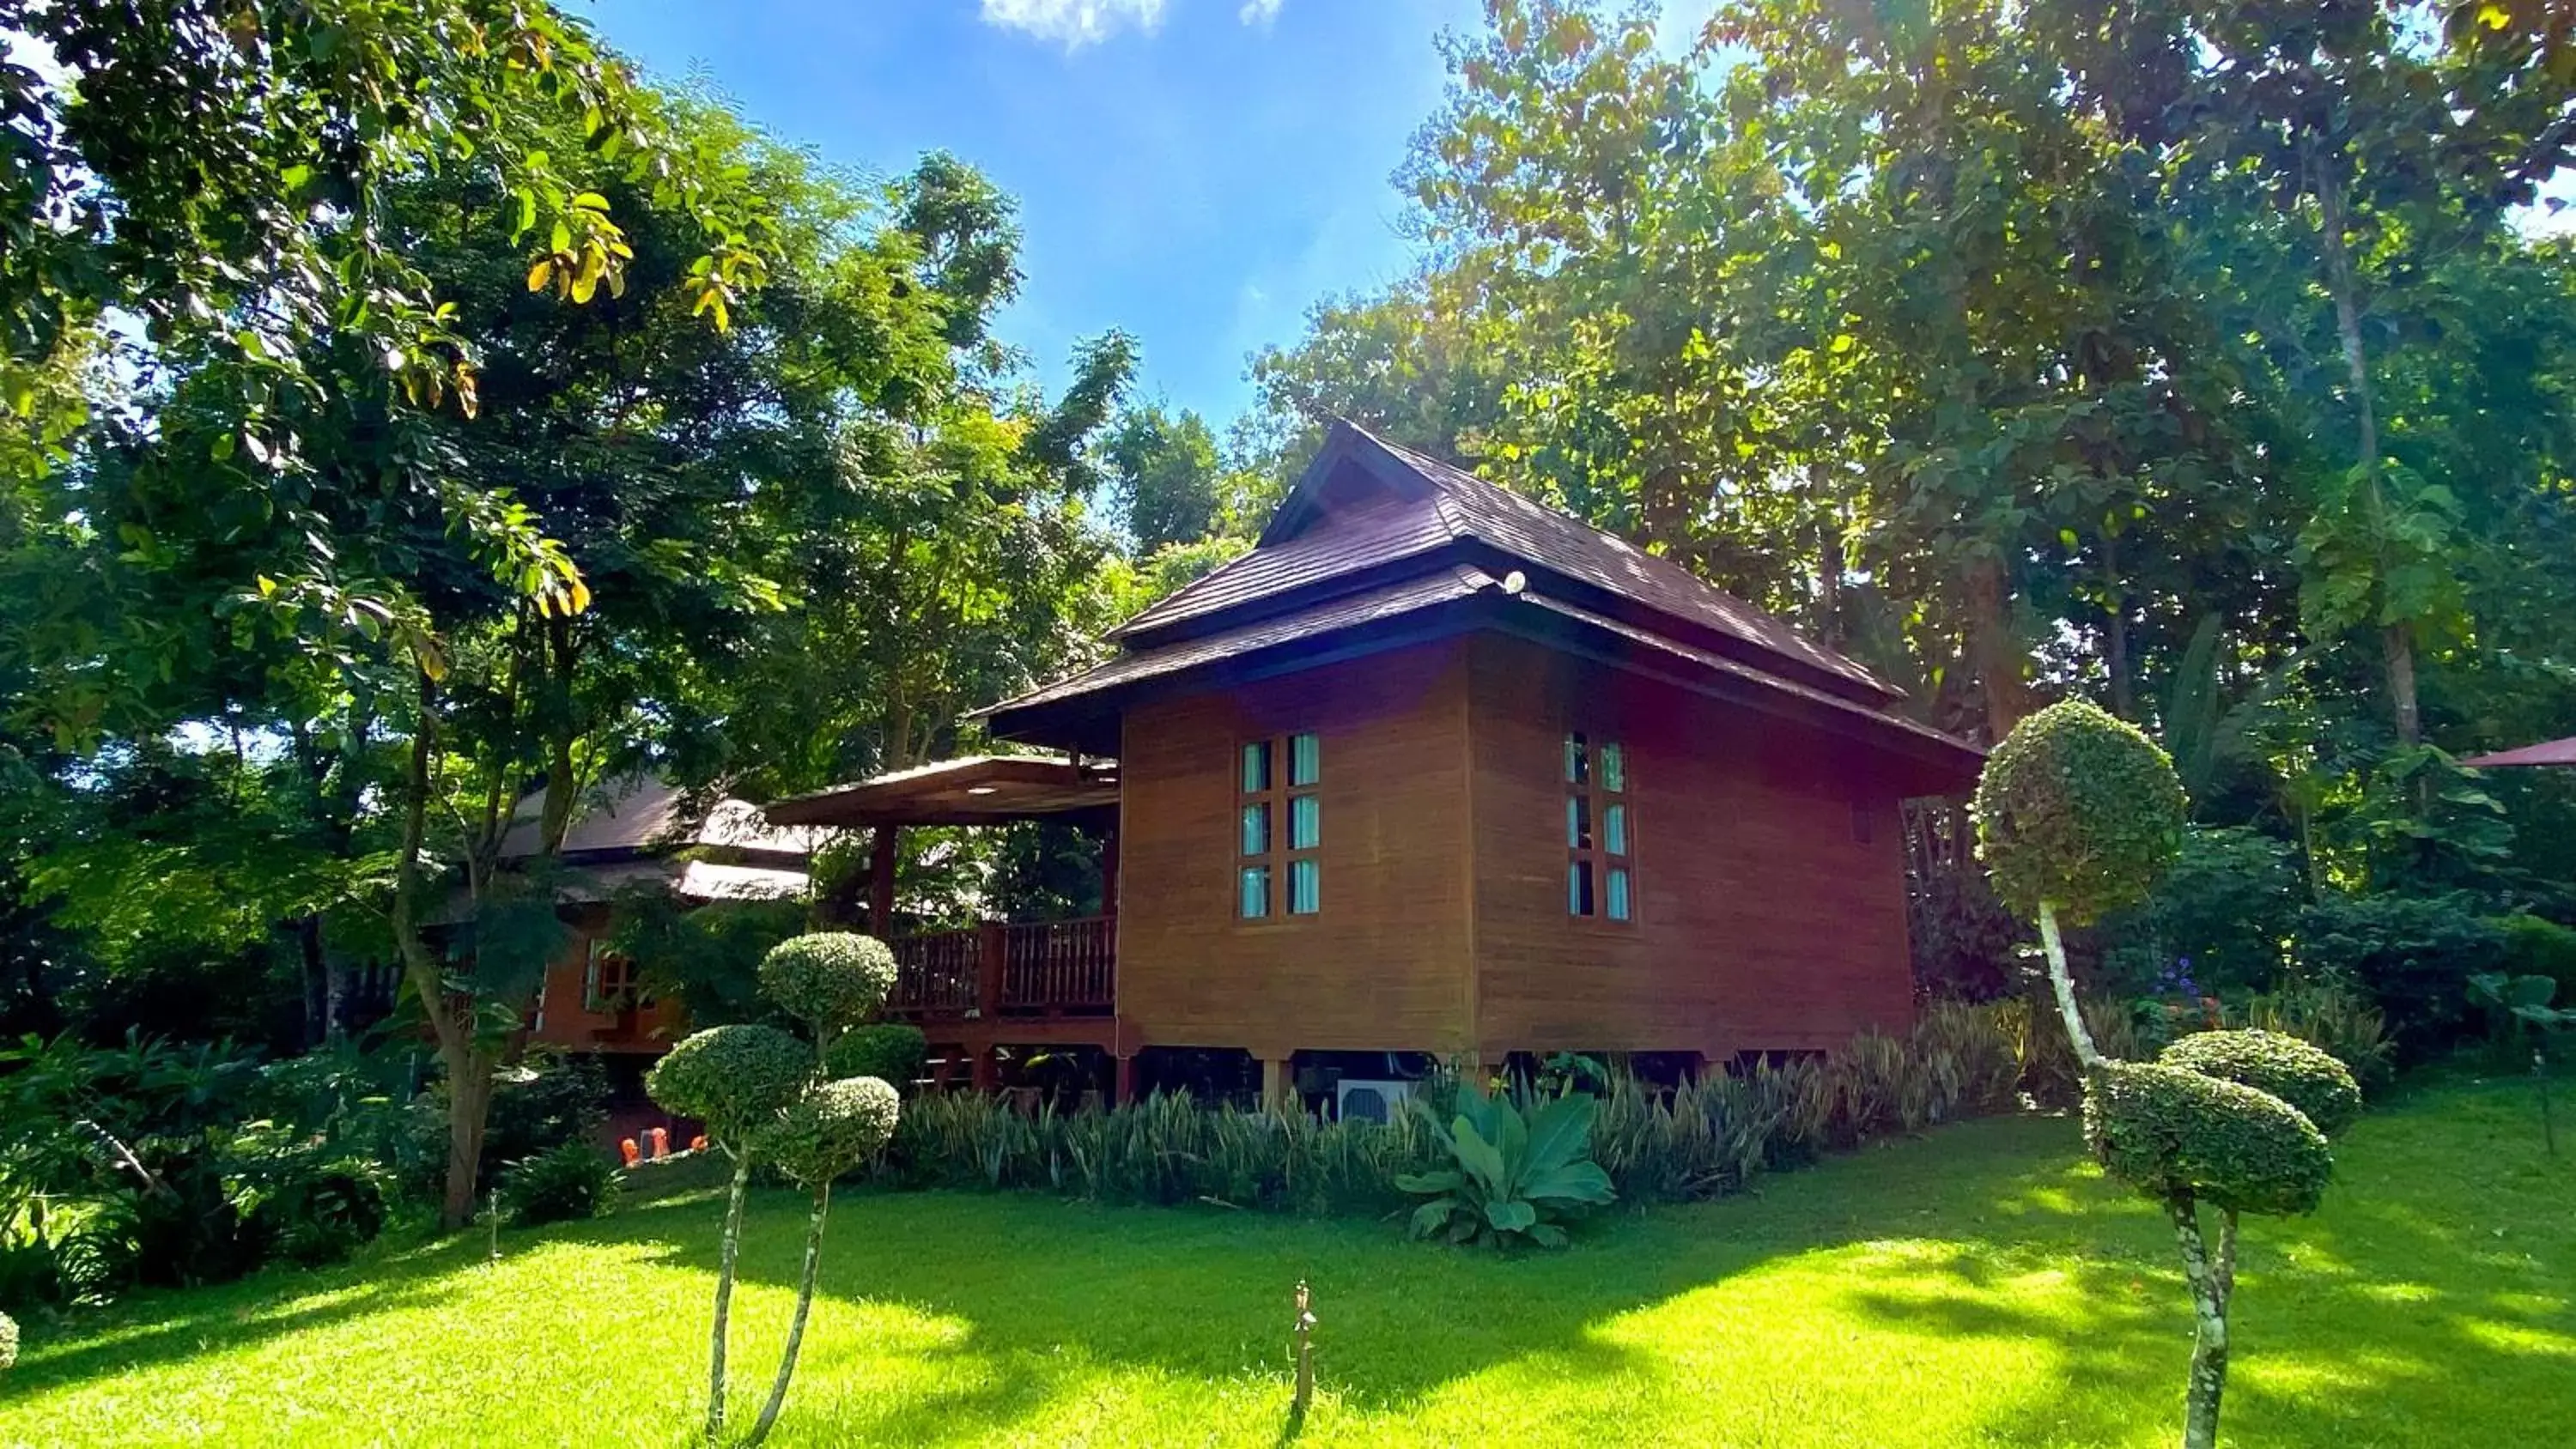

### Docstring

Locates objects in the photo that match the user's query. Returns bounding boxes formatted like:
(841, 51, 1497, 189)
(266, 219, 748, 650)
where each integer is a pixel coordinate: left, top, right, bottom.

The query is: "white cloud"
(980, 0, 1170, 48)
(1239, 0, 1285, 26)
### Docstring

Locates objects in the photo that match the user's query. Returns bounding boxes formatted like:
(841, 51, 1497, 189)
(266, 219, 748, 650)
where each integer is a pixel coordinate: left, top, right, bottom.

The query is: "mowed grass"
(2, 1078, 2567, 1448)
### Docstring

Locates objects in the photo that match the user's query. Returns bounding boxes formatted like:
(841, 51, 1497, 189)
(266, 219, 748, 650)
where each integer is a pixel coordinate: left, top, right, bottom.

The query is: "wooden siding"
(529, 914, 684, 1054)
(1464, 633, 1915, 1058)
(1115, 640, 1477, 1058)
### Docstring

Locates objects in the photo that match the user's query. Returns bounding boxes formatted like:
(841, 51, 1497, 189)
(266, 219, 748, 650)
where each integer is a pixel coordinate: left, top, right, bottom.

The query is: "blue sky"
(586, 2, 1717, 427)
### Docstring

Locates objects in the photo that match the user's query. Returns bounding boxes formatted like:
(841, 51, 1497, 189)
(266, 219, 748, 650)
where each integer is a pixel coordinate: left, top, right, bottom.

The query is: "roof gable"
(1117, 421, 1897, 704)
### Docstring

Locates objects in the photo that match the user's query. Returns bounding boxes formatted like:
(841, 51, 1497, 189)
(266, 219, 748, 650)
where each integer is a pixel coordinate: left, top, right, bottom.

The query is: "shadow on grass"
(3, 1233, 485, 1395)
(11, 1082, 2570, 1446)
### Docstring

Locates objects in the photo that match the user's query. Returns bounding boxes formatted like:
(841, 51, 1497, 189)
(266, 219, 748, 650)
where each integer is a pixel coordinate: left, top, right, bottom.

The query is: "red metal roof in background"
(2462, 737, 2576, 767)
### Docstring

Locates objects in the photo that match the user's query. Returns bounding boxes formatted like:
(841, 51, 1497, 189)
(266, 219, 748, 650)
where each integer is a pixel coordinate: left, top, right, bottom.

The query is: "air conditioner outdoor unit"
(1335, 1079, 1413, 1124)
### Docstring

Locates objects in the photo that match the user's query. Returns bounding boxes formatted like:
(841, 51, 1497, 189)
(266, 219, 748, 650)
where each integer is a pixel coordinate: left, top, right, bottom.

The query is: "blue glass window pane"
(1601, 743, 1625, 793)
(1606, 803, 1627, 857)
(1241, 742, 1271, 793)
(1241, 803, 1270, 857)
(1564, 732, 1588, 784)
(1290, 732, 1321, 786)
(1565, 796, 1581, 848)
(1569, 860, 1595, 917)
(1607, 868, 1631, 921)
(1290, 795, 1319, 850)
(1289, 859, 1320, 914)
(1240, 866, 1271, 918)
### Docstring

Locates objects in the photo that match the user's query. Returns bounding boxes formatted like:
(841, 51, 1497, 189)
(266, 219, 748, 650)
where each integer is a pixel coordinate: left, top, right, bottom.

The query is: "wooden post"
(1114, 1052, 1138, 1106)
(866, 824, 900, 937)
(1291, 1279, 1315, 1421)
(975, 919, 1005, 1019)
(1261, 1056, 1290, 1113)
(1098, 824, 1120, 919)
(970, 1046, 999, 1093)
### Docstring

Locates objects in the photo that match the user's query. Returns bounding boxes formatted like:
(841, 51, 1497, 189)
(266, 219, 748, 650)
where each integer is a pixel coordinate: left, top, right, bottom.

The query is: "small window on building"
(1238, 731, 1321, 918)
(1565, 732, 1633, 922)
(583, 940, 638, 1012)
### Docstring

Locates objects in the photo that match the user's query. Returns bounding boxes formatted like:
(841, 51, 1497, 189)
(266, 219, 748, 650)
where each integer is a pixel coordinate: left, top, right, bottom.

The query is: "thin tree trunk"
(2103, 533, 2134, 720)
(744, 1183, 832, 1448)
(706, 1155, 754, 1444)
(388, 676, 489, 1232)
(2038, 900, 2100, 1068)
(442, 1060, 495, 1231)
(296, 915, 330, 1049)
(2169, 1194, 2231, 1449)
(2313, 154, 2420, 747)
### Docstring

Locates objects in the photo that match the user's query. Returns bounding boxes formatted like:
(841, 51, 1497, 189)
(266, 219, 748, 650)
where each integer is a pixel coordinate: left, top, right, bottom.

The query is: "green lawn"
(3, 1078, 2568, 1448)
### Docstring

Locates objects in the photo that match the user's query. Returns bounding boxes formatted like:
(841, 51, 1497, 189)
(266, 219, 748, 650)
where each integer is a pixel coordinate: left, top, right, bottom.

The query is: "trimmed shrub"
(754, 1077, 902, 1187)
(501, 1141, 623, 1227)
(2083, 1061, 2333, 1216)
(0, 1307, 15, 1371)
(2296, 893, 2506, 1061)
(2160, 1030, 2362, 1137)
(1972, 700, 2188, 925)
(646, 1025, 812, 1143)
(824, 1023, 928, 1091)
(756, 933, 897, 1036)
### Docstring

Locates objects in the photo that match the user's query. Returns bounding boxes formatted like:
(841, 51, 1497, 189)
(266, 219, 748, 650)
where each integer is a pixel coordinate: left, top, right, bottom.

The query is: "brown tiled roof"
(1110, 494, 1456, 641)
(1369, 436, 1895, 700)
(977, 563, 1498, 719)
(977, 420, 1975, 779)
(1509, 588, 1981, 772)
(1114, 422, 1894, 703)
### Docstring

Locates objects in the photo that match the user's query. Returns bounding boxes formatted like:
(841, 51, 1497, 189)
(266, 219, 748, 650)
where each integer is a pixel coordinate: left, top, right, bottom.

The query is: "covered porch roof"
(763, 754, 1121, 831)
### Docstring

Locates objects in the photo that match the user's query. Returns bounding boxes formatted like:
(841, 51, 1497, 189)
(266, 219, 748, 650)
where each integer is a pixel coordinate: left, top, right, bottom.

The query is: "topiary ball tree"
(1977, 701, 2357, 1449)
(2160, 1030, 2364, 1138)
(824, 1022, 929, 1091)
(646, 1023, 811, 1144)
(1, 1307, 16, 1372)
(2086, 1061, 2334, 1217)
(1973, 699, 2188, 1065)
(738, 1075, 904, 1446)
(646, 1022, 811, 1446)
(2085, 1045, 2354, 1449)
(756, 932, 896, 1051)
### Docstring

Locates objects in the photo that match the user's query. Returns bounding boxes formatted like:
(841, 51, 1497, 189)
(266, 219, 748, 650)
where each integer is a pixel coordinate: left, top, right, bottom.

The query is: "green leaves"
(1400, 1088, 1616, 1249)
(1974, 700, 2189, 925)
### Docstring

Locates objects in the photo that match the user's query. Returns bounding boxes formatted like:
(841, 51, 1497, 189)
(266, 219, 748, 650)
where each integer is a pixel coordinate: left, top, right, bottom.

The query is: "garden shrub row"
(875, 1000, 2040, 1216)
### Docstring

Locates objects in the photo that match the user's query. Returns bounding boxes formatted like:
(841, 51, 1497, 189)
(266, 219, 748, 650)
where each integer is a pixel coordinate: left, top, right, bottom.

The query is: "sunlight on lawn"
(1, 1082, 2566, 1449)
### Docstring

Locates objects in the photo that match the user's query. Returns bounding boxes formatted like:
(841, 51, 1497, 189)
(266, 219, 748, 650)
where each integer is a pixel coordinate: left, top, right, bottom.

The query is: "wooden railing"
(1000, 917, 1115, 1013)
(887, 915, 1115, 1019)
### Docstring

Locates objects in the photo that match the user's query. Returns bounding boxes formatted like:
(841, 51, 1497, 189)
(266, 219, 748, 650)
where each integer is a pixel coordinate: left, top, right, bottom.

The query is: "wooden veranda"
(764, 755, 1133, 1091)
